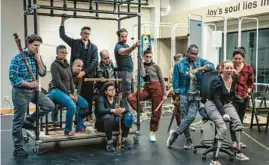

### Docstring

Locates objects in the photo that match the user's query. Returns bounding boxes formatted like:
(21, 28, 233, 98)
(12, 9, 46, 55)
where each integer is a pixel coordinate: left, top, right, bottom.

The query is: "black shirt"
(209, 75, 237, 115)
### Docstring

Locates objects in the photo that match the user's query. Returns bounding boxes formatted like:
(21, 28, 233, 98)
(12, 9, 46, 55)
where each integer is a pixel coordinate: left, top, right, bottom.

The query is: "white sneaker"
(235, 153, 249, 161)
(189, 126, 196, 131)
(149, 131, 156, 142)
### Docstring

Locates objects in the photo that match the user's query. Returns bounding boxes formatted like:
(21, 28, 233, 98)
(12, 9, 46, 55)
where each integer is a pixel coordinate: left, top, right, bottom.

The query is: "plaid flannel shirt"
(235, 62, 254, 99)
(9, 50, 47, 87)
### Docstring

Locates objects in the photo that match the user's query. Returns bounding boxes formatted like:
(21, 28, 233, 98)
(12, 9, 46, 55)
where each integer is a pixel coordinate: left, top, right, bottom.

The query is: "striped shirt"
(9, 50, 47, 86)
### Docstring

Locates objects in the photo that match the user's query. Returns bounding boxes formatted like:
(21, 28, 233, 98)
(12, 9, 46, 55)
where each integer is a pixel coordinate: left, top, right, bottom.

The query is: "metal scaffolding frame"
(23, 0, 148, 143)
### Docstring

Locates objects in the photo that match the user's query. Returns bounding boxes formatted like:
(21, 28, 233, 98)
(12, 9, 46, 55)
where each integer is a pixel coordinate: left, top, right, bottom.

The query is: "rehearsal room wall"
(1, 0, 154, 109)
(158, 0, 269, 70)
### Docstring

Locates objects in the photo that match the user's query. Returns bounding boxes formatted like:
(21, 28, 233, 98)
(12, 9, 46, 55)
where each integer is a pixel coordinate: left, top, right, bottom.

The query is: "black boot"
(13, 148, 28, 157)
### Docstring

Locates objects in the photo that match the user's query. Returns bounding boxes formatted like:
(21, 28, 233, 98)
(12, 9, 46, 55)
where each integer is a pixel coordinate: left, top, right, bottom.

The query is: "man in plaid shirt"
(9, 34, 55, 157)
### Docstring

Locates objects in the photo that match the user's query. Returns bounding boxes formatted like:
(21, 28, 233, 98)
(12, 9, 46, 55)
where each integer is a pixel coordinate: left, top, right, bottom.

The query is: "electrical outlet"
(4, 96, 9, 100)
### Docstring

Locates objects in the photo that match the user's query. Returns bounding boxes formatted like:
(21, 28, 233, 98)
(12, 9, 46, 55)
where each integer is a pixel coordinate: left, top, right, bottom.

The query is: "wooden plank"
(27, 126, 137, 143)
(1, 107, 35, 115)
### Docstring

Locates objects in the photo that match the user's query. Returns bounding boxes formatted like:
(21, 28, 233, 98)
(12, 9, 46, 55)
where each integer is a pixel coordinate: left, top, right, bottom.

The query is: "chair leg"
(40, 118, 43, 131)
(255, 112, 261, 132)
(45, 113, 49, 135)
(250, 110, 254, 129)
(193, 144, 211, 150)
(266, 112, 269, 131)
(203, 146, 215, 156)
(60, 106, 63, 129)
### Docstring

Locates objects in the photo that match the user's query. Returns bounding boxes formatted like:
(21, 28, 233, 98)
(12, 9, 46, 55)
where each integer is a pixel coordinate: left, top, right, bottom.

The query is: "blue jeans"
(49, 88, 88, 134)
(175, 95, 199, 138)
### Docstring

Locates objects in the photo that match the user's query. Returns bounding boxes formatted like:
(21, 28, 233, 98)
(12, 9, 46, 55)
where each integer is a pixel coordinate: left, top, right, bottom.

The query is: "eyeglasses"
(58, 52, 68, 54)
(82, 32, 90, 35)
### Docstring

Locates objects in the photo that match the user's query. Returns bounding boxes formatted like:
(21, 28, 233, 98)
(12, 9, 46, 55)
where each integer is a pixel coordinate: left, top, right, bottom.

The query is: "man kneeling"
(95, 82, 133, 152)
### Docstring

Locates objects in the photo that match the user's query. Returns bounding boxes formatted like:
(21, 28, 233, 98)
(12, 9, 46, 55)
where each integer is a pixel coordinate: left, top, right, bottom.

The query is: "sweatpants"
(205, 100, 243, 141)
(127, 82, 163, 132)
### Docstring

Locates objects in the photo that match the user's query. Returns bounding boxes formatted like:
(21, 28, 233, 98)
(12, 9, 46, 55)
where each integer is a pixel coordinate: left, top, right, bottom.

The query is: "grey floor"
(1, 113, 269, 165)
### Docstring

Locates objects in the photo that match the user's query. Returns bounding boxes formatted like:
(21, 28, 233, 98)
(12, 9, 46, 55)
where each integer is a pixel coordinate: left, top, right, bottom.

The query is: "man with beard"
(59, 15, 98, 121)
(114, 28, 140, 110)
(167, 44, 214, 150)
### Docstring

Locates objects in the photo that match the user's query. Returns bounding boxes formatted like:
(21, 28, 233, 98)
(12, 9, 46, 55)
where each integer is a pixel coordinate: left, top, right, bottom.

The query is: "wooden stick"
(117, 116, 122, 149)
(154, 99, 165, 112)
(154, 88, 172, 112)
(84, 78, 122, 82)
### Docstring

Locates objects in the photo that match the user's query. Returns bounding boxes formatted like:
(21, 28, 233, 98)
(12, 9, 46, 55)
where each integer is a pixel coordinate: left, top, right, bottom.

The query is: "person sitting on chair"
(48, 45, 88, 136)
(205, 60, 249, 165)
(127, 47, 167, 142)
(51, 59, 86, 128)
(94, 82, 133, 152)
(71, 59, 88, 131)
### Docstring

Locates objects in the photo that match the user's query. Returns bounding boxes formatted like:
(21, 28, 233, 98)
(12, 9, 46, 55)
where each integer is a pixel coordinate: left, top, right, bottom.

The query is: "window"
(219, 28, 269, 84)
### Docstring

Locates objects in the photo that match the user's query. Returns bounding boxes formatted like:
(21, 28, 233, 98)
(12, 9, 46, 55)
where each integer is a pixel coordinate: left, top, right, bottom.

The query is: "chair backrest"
(251, 91, 269, 108)
(200, 70, 219, 100)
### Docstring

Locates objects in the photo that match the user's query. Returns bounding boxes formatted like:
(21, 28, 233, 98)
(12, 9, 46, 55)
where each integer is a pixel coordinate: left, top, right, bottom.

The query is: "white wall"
(170, 0, 236, 12)
(1, 0, 34, 109)
(1, 0, 152, 109)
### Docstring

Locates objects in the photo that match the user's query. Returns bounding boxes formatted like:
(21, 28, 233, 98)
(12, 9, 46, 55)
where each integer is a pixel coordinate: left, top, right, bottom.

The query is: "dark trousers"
(80, 81, 94, 116)
(231, 97, 249, 141)
(12, 87, 55, 150)
(95, 114, 130, 140)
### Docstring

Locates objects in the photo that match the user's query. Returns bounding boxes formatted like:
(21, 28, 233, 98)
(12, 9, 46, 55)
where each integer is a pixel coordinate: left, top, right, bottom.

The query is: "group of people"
(9, 15, 167, 157)
(166, 45, 254, 165)
(9, 15, 254, 165)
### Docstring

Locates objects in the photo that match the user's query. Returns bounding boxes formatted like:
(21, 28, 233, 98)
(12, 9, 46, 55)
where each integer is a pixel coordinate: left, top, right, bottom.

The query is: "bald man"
(93, 50, 117, 97)
(72, 59, 84, 94)
(51, 59, 86, 125)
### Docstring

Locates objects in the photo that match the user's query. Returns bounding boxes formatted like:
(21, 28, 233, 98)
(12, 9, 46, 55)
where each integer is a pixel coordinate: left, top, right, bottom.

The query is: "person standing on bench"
(9, 34, 55, 157)
(114, 28, 140, 111)
(127, 47, 167, 142)
(60, 14, 98, 122)
(95, 82, 133, 152)
(167, 44, 214, 150)
(205, 60, 249, 165)
(48, 45, 88, 136)
(94, 50, 117, 97)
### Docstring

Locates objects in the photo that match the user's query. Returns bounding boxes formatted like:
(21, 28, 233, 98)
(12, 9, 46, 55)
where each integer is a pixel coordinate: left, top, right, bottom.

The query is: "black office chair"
(192, 70, 234, 161)
(193, 107, 234, 161)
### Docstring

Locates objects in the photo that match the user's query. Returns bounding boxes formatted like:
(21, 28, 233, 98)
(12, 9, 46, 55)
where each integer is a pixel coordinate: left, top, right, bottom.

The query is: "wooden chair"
(250, 91, 269, 132)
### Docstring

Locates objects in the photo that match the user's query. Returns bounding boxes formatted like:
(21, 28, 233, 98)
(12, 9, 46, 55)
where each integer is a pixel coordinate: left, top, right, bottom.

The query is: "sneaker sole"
(167, 130, 175, 148)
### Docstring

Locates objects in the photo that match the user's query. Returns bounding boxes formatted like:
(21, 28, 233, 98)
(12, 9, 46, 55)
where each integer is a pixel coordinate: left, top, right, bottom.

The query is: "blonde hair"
(219, 60, 233, 73)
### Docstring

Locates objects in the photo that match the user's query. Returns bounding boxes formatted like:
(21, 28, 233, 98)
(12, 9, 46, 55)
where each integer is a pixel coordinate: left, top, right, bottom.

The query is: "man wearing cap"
(94, 82, 133, 152)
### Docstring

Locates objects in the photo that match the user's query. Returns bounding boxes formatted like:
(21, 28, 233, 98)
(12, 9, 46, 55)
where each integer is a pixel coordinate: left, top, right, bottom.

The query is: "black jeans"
(80, 81, 94, 116)
(95, 114, 130, 140)
(231, 97, 249, 141)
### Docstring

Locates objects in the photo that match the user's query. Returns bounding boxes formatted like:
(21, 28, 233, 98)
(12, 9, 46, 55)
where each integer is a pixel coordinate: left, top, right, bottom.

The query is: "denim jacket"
(172, 57, 215, 95)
